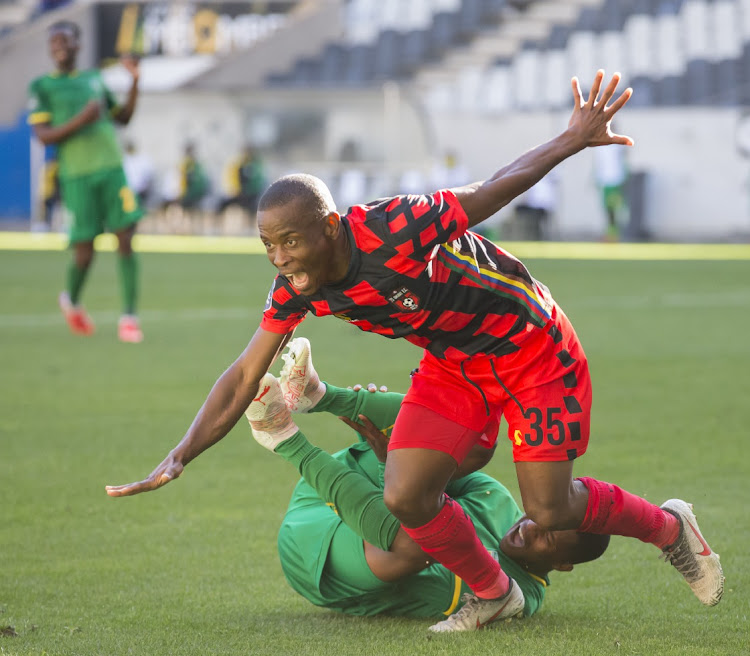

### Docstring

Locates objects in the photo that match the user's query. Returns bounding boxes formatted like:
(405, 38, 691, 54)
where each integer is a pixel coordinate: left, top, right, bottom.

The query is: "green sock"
(66, 261, 89, 305)
(117, 253, 139, 315)
(312, 384, 404, 437)
(309, 383, 359, 416)
(275, 430, 400, 551)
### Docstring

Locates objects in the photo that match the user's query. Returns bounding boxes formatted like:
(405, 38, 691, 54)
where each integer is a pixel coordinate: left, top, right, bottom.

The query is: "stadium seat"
(541, 25, 571, 109)
(741, 42, 750, 105)
(290, 58, 320, 86)
(598, 0, 627, 31)
(712, 0, 743, 106)
(714, 59, 740, 106)
(319, 43, 347, 85)
(682, 0, 712, 105)
(373, 30, 404, 80)
(343, 44, 376, 86)
(479, 0, 508, 23)
(623, 0, 657, 107)
(458, 0, 484, 41)
(484, 58, 513, 112)
(401, 30, 432, 73)
(430, 11, 460, 55)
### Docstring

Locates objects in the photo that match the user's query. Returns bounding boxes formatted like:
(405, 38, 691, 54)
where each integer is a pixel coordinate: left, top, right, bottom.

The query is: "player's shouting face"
(48, 27, 78, 71)
(500, 515, 608, 574)
(258, 198, 349, 295)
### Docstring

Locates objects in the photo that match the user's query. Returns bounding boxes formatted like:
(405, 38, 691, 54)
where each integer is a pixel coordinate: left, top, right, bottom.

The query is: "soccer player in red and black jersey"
(107, 71, 724, 628)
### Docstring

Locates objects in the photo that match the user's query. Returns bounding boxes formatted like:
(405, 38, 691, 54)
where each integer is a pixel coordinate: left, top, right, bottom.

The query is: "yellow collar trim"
(528, 572, 547, 587)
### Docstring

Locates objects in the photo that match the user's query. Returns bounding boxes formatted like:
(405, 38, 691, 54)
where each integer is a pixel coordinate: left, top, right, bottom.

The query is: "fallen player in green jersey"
(245, 338, 609, 629)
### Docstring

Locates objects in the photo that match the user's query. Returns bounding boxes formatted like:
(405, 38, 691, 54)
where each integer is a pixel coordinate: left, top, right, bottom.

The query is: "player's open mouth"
(288, 272, 310, 290)
(507, 521, 525, 547)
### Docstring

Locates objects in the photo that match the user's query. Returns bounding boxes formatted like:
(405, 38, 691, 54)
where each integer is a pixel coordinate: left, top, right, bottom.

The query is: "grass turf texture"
(1, 249, 748, 656)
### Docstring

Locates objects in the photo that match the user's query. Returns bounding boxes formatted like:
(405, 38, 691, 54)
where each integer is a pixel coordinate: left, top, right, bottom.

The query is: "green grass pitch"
(1, 249, 748, 655)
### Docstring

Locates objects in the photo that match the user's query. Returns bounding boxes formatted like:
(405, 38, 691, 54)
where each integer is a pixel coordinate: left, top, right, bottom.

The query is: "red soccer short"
(388, 305, 592, 463)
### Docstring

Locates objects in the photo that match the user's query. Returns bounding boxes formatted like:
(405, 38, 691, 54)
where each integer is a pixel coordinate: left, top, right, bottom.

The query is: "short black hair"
(571, 533, 610, 565)
(48, 20, 80, 41)
(258, 173, 335, 219)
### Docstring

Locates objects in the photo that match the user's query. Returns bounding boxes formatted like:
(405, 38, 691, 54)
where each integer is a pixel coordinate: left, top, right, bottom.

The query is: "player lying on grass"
(246, 338, 609, 628)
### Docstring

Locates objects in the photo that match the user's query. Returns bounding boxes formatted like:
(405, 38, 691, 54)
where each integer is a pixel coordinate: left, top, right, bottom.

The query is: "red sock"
(402, 496, 510, 599)
(577, 477, 679, 549)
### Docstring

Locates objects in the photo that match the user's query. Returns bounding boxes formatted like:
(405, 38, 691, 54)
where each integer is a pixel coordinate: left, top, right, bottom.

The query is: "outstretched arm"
(105, 327, 292, 497)
(112, 55, 140, 125)
(454, 70, 633, 228)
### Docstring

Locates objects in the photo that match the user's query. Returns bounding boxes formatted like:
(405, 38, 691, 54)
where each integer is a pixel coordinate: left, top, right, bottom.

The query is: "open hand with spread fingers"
(568, 70, 634, 148)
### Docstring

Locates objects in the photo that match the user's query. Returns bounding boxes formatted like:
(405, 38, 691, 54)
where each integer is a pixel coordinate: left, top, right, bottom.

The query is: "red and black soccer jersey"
(261, 190, 555, 361)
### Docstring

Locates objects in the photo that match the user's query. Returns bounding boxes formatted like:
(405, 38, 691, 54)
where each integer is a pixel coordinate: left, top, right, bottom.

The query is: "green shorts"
(601, 184, 626, 213)
(60, 167, 143, 243)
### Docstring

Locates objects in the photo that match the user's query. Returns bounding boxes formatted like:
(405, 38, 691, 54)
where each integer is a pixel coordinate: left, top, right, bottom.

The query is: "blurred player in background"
(178, 143, 211, 211)
(28, 20, 144, 343)
(593, 141, 629, 241)
(246, 338, 610, 626)
(220, 144, 266, 215)
(219, 144, 267, 235)
(106, 72, 723, 631)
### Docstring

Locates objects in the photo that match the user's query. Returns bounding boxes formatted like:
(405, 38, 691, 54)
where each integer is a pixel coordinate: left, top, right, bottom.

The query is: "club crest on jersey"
(388, 286, 420, 312)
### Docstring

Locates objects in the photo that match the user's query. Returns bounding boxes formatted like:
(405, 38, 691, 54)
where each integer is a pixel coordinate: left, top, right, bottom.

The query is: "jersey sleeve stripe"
(28, 111, 52, 125)
(438, 244, 551, 324)
(260, 313, 304, 333)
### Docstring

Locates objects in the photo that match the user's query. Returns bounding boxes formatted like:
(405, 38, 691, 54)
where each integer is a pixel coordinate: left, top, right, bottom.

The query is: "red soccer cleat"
(58, 291, 95, 336)
(118, 315, 143, 343)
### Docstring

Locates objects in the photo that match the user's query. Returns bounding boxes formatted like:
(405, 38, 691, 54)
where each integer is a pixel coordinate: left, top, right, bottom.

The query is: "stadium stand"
(265, 0, 750, 111)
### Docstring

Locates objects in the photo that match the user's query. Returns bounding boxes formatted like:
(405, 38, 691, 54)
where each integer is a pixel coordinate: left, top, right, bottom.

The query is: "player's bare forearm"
(32, 116, 88, 145)
(172, 327, 290, 465)
(113, 78, 139, 124)
(32, 101, 101, 145)
(174, 362, 261, 465)
(113, 56, 140, 124)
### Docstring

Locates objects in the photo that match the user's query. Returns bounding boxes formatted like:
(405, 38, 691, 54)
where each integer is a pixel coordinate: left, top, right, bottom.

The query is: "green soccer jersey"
(28, 70, 123, 179)
(278, 442, 548, 619)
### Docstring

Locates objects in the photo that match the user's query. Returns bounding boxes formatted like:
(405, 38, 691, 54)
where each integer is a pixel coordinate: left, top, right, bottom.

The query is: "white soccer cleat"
(245, 373, 299, 452)
(428, 580, 525, 633)
(279, 337, 326, 413)
(660, 499, 724, 606)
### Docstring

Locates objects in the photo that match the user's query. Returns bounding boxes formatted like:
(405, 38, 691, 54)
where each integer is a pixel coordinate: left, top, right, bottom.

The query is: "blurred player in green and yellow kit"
(244, 339, 610, 627)
(28, 21, 144, 343)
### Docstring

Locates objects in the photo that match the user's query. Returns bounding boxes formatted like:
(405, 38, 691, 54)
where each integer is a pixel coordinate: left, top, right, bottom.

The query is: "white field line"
(1, 289, 749, 330)
(0, 307, 257, 328)
(567, 289, 750, 309)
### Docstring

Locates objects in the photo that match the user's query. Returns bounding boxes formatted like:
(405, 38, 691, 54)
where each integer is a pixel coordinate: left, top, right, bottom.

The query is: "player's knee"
(117, 236, 133, 256)
(383, 485, 436, 527)
(74, 246, 94, 268)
